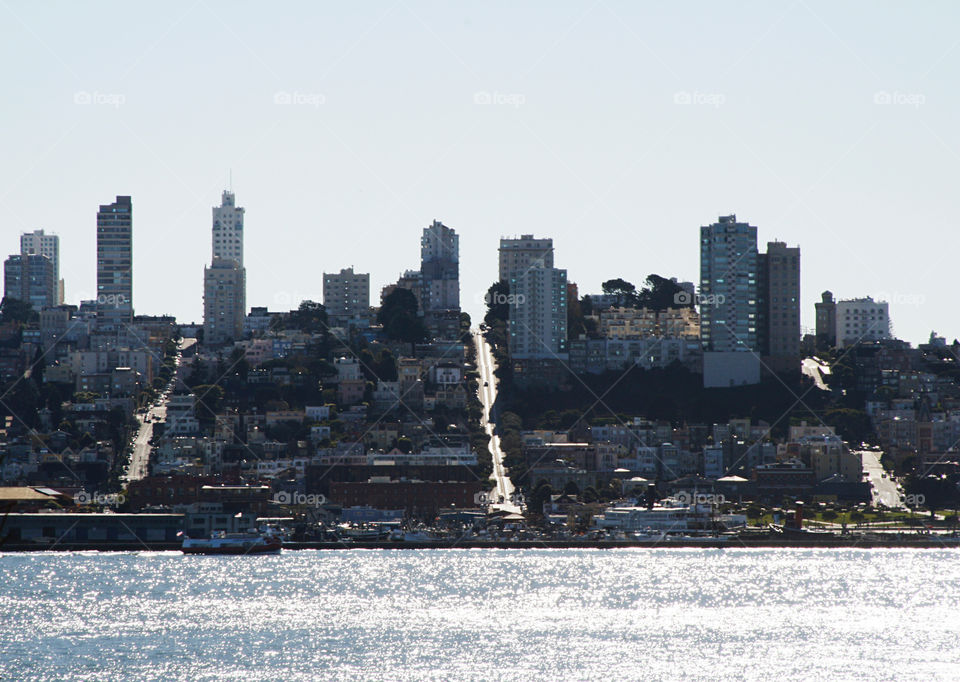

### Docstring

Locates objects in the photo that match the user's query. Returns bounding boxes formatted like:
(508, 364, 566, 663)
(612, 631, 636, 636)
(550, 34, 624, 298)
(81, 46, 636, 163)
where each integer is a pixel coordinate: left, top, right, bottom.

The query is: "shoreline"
(4, 537, 960, 552)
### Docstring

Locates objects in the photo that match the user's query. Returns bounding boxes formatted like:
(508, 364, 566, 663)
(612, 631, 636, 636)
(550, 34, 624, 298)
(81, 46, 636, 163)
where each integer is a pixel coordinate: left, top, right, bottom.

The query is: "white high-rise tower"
(203, 191, 246, 345)
(212, 190, 244, 266)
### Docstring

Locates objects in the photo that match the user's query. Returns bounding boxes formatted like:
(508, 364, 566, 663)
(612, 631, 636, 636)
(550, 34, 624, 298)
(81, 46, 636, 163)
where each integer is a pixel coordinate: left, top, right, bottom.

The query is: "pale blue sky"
(2, 1, 957, 344)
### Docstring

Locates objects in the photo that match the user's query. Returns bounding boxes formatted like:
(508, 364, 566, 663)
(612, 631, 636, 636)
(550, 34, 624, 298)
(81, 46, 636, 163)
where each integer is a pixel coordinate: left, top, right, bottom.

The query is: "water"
(1, 548, 958, 681)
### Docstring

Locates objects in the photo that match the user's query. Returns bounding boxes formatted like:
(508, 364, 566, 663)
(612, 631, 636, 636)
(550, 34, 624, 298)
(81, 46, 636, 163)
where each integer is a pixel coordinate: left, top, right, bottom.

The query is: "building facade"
(758, 240, 801, 371)
(4, 254, 56, 311)
(96, 195, 133, 327)
(203, 191, 246, 345)
(815, 291, 837, 348)
(212, 190, 244, 266)
(498, 235, 554, 283)
(323, 267, 370, 326)
(509, 265, 568, 359)
(203, 259, 246, 345)
(699, 215, 758, 353)
(20, 229, 63, 304)
(836, 297, 891, 347)
(419, 220, 460, 337)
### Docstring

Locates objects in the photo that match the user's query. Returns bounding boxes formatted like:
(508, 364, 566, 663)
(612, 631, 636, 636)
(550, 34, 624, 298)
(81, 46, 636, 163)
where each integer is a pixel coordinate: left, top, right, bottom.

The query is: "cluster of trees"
(378, 289, 428, 343)
(595, 275, 694, 312)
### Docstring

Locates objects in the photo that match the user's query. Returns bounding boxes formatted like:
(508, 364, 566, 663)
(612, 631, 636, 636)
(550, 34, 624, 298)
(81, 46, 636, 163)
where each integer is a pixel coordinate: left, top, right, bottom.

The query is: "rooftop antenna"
(229, 169, 233, 192)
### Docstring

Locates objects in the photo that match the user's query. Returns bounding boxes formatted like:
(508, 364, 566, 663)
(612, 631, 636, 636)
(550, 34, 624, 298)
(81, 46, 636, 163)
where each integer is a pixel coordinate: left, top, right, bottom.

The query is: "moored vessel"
(181, 528, 282, 555)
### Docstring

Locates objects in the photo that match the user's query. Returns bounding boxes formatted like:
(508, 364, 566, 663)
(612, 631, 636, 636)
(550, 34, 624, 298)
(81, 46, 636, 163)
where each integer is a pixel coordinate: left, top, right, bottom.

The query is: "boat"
(181, 528, 282, 555)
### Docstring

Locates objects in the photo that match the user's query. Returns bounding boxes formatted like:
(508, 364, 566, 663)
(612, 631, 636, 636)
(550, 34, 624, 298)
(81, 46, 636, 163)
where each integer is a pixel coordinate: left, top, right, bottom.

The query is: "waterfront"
(2, 549, 958, 681)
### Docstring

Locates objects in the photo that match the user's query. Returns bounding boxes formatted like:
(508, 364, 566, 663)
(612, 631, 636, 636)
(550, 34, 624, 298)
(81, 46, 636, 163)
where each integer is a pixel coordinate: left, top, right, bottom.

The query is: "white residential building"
(835, 297, 891, 347)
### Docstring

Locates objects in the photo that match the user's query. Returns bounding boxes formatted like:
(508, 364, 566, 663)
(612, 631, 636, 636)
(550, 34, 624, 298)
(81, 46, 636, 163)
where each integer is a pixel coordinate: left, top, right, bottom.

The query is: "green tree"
(601, 279, 637, 307)
(636, 274, 692, 311)
(378, 289, 427, 343)
(484, 281, 511, 326)
(0, 296, 36, 325)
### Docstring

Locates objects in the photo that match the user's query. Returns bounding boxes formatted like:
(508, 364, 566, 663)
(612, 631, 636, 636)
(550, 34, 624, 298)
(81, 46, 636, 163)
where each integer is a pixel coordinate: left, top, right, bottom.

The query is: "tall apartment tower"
(815, 291, 837, 349)
(757, 240, 801, 371)
(508, 265, 568, 359)
(203, 191, 246, 345)
(323, 267, 370, 326)
(212, 190, 244, 266)
(420, 220, 460, 337)
(3, 254, 56, 311)
(96, 195, 133, 327)
(20, 229, 63, 304)
(498, 235, 554, 283)
(699, 215, 758, 353)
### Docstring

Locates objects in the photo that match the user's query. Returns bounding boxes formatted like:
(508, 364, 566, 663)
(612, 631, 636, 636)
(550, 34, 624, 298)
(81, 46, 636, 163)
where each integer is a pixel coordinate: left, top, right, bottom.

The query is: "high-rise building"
(498, 235, 554, 284)
(4, 254, 56, 311)
(757, 240, 801, 371)
(20, 229, 63, 304)
(835, 297, 890, 347)
(203, 191, 246, 345)
(323, 267, 370, 326)
(508, 265, 568, 359)
(815, 291, 837, 349)
(420, 220, 460, 337)
(212, 190, 244, 266)
(699, 215, 758, 353)
(203, 259, 246, 344)
(96, 195, 133, 327)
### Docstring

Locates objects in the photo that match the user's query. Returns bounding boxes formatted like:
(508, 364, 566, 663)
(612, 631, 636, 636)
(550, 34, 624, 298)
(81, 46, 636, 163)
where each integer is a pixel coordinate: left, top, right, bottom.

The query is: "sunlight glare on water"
(1, 548, 957, 681)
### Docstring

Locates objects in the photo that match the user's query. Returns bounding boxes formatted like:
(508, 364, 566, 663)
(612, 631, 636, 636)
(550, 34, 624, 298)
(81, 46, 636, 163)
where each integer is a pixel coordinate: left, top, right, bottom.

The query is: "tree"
(192, 385, 225, 417)
(378, 289, 428, 343)
(0, 296, 36, 325)
(528, 481, 554, 516)
(563, 481, 580, 497)
(484, 281, 510, 326)
(601, 279, 637, 307)
(374, 349, 398, 382)
(636, 274, 692, 311)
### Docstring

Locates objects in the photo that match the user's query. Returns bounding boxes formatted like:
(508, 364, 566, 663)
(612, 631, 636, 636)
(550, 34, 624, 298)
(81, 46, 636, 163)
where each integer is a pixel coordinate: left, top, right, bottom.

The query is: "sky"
(1, 1, 958, 345)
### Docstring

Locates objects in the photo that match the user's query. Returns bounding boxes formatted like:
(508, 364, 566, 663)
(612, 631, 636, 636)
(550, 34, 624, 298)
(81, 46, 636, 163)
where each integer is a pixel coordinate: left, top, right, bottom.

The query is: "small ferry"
(180, 528, 282, 555)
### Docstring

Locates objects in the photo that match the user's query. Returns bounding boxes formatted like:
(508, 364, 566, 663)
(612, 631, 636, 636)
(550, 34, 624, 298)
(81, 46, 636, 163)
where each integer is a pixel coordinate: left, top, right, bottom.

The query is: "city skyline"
(2, 2, 958, 345)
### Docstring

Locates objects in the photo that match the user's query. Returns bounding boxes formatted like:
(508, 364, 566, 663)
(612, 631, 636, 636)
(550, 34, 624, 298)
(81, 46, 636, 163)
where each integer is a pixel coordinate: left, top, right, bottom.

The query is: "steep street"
(474, 330, 521, 513)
